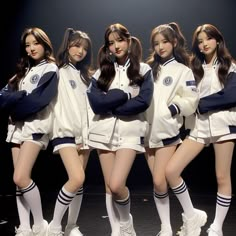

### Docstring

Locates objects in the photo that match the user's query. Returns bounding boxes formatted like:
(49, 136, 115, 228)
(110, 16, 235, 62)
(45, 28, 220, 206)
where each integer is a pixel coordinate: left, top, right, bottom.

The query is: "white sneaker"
(32, 220, 48, 236)
(15, 226, 32, 236)
(207, 224, 223, 236)
(111, 231, 120, 236)
(156, 224, 173, 236)
(176, 209, 207, 236)
(120, 214, 136, 236)
(47, 221, 63, 236)
(176, 225, 185, 236)
(64, 224, 83, 236)
(111, 229, 120, 236)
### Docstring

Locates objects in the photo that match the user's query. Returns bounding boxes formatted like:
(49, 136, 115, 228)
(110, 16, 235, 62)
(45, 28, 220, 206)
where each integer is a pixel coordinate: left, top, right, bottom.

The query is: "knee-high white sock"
(106, 193, 120, 233)
(51, 186, 76, 228)
(114, 191, 130, 223)
(154, 190, 171, 228)
(211, 193, 231, 231)
(171, 180, 195, 218)
(21, 181, 44, 227)
(16, 186, 31, 229)
(67, 186, 84, 225)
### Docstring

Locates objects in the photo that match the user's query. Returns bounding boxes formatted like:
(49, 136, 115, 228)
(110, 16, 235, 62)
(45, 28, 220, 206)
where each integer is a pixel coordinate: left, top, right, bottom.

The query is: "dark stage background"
(0, 0, 235, 196)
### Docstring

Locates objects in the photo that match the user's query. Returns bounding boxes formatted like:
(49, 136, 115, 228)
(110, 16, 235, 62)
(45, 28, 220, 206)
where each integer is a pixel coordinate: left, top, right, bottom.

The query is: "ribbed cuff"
(168, 104, 180, 116)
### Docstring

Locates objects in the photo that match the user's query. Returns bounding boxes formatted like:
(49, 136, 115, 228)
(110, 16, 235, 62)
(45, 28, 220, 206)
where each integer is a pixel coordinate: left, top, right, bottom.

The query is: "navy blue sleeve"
(198, 72, 236, 114)
(0, 85, 26, 110)
(112, 69, 154, 116)
(10, 71, 58, 121)
(86, 78, 129, 115)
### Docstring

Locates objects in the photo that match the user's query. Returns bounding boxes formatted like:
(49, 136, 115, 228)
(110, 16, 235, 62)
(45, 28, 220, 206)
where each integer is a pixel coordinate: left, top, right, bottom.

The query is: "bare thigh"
(109, 149, 136, 195)
(213, 141, 234, 194)
(78, 149, 90, 170)
(13, 141, 41, 188)
(166, 139, 204, 187)
(98, 150, 116, 193)
(59, 147, 85, 192)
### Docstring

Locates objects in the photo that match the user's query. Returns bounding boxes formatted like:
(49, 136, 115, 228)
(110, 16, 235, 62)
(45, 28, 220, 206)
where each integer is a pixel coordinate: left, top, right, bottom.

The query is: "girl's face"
(153, 33, 175, 61)
(108, 32, 129, 64)
(68, 40, 88, 65)
(25, 34, 45, 64)
(197, 31, 217, 60)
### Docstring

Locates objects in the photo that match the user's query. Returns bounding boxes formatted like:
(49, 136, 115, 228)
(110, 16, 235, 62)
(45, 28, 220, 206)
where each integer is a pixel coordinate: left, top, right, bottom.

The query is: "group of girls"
(0, 21, 235, 236)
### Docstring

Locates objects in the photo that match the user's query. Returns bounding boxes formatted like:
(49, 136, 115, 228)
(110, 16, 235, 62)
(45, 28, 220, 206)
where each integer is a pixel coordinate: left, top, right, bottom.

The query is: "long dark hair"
(10, 27, 55, 90)
(191, 24, 234, 85)
(97, 23, 144, 92)
(57, 28, 94, 86)
(146, 22, 190, 80)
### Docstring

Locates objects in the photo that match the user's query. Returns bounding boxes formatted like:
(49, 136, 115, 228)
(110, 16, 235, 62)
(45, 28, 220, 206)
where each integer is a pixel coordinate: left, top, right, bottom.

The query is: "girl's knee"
(13, 173, 30, 189)
(109, 182, 123, 195)
(165, 164, 174, 180)
(68, 175, 85, 192)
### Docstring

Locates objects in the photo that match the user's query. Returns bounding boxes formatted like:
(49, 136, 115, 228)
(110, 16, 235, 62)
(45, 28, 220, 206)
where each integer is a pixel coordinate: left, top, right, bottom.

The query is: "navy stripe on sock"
(217, 194, 231, 207)
(76, 186, 84, 196)
(154, 191, 169, 199)
(58, 189, 74, 205)
(172, 181, 187, 195)
(115, 197, 130, 206)
(21, 181, 36, 194)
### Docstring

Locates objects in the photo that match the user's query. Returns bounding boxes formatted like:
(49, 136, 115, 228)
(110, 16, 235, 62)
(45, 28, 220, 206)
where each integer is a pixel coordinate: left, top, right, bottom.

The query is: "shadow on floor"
(0, 185, 235, 236)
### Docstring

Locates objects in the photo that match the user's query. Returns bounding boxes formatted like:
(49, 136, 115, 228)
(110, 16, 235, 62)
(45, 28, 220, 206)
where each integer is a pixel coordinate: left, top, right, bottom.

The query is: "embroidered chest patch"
(163, 76, 173, 86)
(69, 80, 77, 89)
(30, 74, 40, 84)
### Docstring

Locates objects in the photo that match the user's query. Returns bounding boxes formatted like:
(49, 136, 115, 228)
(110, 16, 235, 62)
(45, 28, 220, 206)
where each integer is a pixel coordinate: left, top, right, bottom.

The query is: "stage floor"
(0, 185, 235, 236)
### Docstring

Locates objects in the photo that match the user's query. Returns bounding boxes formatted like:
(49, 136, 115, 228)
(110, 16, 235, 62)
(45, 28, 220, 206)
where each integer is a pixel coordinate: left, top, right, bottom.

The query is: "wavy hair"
(10, 27, 55, 90)
(191, 24, 235, 85)
(146, 22, 190, 80)
(97, 23, 144, 92)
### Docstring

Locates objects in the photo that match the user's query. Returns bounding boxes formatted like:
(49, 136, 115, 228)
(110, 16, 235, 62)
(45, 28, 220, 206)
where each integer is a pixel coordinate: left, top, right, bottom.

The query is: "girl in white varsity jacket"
(49, 28, 94, 236)
(144, 22, 200, 236)
(87, 23, 153, 236)
(166, 24, 236, 236)
(0, 27, 58, 235)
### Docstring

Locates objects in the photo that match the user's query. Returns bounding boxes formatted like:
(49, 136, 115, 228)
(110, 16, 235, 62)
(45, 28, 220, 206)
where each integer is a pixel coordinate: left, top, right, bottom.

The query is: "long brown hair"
(9, 27, 55, 90)
(191, 24, 234, 85)
(97, 23, 144, 92)
(57, 28, 94, 86)
(146, 22, 190, 80)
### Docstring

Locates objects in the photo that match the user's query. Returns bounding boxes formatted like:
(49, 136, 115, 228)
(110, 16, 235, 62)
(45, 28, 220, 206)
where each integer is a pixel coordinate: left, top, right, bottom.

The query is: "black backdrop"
(0, 0, 235, 195)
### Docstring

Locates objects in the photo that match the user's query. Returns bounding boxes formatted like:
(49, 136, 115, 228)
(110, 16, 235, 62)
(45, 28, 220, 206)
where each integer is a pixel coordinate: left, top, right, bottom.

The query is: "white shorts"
(6, 124, 22, 144)
(53, 143, 77, 154)
(21, 134, 49, 150)
(188, 133, 236, 146)
(88, 140, 145, 153)
(145, 138, 182, 148)
(6, 124, 49, 149)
